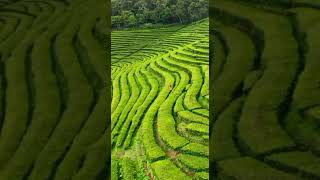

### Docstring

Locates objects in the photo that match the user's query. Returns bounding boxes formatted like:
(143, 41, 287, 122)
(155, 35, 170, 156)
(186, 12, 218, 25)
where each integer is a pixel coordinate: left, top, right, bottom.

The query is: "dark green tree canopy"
(112, 0, 208, 29)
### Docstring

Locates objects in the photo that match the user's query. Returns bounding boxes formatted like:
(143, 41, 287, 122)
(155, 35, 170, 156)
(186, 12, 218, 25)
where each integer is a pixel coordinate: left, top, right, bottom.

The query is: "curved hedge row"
(211, 0, 320, 179)
(111, 19, 209, 179)
(0, 0, 110, 179)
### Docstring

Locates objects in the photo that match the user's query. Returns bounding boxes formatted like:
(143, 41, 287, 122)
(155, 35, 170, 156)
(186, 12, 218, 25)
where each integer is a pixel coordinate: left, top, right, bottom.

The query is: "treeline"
(112, 0, 208, 29)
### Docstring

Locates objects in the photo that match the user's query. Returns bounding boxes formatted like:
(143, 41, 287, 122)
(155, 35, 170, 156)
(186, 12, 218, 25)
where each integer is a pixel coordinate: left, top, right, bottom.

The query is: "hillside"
(0, 0, 110, 179)
(210, 0, 320, 179)
(111, 19, 209, 179)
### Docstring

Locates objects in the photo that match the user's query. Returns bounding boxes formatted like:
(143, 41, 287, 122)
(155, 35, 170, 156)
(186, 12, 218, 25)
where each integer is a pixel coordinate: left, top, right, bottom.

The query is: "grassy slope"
(111, 19, 209, 179)
(0, 0, 111, 179)
(210, 0, 320, 179)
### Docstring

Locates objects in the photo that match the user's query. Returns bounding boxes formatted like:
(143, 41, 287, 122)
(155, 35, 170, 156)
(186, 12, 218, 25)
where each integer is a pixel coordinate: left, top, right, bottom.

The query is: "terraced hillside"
(111, 19, 209, 179)
(210, 0, 320, 179)
(0, 0, 110, 179)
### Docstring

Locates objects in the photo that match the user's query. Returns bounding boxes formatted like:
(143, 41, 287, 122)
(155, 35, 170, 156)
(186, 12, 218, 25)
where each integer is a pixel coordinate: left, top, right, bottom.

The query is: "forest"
(111, 0, 208, 28)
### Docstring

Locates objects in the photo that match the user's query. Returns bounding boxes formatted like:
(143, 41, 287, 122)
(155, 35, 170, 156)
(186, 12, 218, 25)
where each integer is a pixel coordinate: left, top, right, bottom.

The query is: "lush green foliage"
(0, 0, 110, 179)
(211, 0, 320, 179)
(112, 0, 208, 28)
(111, 19, 209, 179)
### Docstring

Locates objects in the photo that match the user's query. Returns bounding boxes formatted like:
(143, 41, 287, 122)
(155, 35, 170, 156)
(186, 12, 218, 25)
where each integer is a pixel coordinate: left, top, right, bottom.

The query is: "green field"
(0, 0, 110, 179)
(210, 0, 320, 179)
(111, 19, 209, 179)
(2, 0, 320, 179)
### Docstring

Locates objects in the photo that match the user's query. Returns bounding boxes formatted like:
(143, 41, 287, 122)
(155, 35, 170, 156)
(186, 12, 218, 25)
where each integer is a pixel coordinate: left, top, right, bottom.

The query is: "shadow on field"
(210, 0, 320, 179)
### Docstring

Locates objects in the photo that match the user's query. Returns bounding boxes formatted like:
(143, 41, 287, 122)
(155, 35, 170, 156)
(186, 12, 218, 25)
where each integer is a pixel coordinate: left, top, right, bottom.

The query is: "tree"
(136, 13, 146, 24)
(128, 14, 137, 27)
(112, 16, 123, 28)
(111, 0, 208, 28)
(188, 2, 201, 21)
(121, 10, 134, 27)
(175, 0, 190, 23)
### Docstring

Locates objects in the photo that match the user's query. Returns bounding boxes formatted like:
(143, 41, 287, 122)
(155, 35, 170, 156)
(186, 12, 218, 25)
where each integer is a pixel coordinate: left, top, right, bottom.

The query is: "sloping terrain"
(111, 20, 209, 179)
(0, 0, 110, 179)
(210, 0, 320, 179)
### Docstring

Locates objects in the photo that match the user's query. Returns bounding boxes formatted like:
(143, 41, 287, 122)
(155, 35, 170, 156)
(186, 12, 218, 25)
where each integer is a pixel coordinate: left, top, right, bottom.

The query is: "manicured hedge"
(212, 24, 256, 115)
(213, 0, 299, 155)
(120, 157, 137, 179)
(112, 67, 140, 144)
(151, 160, 192, 180)
(186, 123, 209, 135)
(177, 154, 209, 171)
(29, 13, 94, 179)
(266, 151, 320, 177)
(178, 111, 209, 125)
(123, 63, 158, 149)
(111, 68, 130, 130)
(292, 9, 320, 110)
(211, 98, 243, 162)
(151, 60, 189, 149)
(217, 157, 302, 180)
(181, 143, 209, 156)
(111, 18, 210, 179)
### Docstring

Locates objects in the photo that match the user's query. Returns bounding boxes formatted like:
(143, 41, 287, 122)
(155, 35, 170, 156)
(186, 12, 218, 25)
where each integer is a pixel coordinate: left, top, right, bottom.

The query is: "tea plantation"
(1, 0, 319, 179)
(0, 0, 110, 179)
(210, 0, 320, 179)
(111, 19, 209, 179)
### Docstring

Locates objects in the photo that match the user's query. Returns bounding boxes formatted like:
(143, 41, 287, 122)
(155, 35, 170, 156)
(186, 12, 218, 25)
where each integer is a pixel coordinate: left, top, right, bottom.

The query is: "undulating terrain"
(210, 0, 320, 179)
(0, 0, 110, 179)
(111, 19, 209, 179)
(2, 0, 320, 179)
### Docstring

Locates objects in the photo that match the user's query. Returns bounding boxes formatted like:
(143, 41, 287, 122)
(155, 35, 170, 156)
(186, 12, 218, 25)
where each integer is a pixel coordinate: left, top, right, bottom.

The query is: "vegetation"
(210, 0, 320, 179)
(111, 19, 209, 179)
(111, 0, 208, 28)
(0, 0, 110, 179)
(3, 0, 319, 179)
